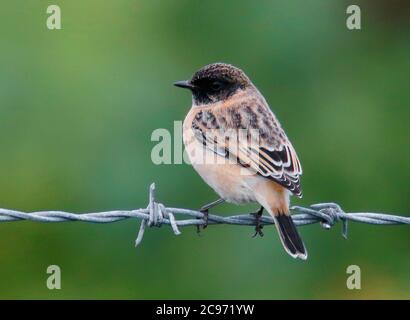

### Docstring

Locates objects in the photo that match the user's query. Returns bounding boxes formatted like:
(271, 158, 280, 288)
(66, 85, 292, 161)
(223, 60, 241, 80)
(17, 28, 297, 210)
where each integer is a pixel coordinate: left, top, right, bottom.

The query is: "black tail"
(273, 215, 307, 260)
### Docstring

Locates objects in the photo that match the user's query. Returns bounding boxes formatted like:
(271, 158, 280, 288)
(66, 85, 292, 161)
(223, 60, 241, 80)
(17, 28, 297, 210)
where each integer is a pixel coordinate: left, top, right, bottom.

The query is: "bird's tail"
(273, 214, 307, 260)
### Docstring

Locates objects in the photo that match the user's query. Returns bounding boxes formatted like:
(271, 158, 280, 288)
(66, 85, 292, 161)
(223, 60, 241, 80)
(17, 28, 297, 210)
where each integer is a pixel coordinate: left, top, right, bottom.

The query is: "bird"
(174, 63, 307, 260)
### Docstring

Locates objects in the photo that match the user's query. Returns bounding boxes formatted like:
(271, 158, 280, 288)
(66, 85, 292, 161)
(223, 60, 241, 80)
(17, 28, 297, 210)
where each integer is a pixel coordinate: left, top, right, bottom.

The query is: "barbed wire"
(0, 183, 409, 247)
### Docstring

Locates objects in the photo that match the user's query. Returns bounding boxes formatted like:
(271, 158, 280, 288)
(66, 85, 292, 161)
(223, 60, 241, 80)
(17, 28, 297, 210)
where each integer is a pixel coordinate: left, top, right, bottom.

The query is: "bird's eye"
(210, 81, 223, 91)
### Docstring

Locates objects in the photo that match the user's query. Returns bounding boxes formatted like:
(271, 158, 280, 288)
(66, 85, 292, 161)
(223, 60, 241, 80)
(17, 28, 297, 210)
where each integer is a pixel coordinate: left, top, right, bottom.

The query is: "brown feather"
(190, 90, 303, 197)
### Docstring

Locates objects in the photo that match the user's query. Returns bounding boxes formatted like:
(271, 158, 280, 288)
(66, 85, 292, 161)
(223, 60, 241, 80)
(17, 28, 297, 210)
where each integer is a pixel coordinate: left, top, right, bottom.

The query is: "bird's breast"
(183, 108, 258, 204)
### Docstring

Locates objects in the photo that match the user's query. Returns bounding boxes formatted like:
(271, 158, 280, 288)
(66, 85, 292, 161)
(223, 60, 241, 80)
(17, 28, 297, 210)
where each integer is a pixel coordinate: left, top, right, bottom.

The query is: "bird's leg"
(252, 206, 264, 238)
(197, 198, 225, 233)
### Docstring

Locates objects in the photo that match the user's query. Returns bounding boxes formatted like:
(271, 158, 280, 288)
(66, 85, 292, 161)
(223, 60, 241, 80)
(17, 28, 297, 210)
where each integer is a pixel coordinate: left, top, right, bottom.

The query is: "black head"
(174, 63, 252, 105)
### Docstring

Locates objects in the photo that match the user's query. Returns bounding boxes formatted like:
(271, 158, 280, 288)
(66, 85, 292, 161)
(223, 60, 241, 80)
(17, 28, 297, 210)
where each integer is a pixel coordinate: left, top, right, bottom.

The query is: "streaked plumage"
(177, 63, 307, 259)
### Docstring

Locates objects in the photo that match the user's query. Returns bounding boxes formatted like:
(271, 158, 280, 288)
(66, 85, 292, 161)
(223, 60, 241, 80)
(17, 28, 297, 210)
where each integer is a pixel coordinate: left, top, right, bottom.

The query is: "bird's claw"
(251, 208, 264, 238)
(196, 207, 209, 235)
(200, 208, 209, 229)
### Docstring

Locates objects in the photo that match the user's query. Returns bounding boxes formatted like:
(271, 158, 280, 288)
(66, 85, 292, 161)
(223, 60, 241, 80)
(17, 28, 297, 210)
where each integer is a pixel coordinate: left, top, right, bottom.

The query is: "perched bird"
(175, 63, 307, 260)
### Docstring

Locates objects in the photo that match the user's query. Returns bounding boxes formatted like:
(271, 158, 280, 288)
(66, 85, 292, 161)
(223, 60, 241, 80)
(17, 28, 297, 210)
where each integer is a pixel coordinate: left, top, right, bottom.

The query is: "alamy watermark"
(346, 265, 361, 290)
(46, 5, 61, 30)
(46, 265, 61, 290)
(346, 5, 361, 30)
(151, 121, 265, 176)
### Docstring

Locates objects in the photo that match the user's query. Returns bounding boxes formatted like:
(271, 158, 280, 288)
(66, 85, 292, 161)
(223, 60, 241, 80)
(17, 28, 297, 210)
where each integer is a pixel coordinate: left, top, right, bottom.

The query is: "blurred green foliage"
(0, 0, 409, 299)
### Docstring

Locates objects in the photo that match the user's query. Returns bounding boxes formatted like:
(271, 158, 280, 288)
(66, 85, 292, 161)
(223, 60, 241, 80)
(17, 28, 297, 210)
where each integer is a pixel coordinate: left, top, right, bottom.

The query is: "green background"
(0, 0, 409, 299)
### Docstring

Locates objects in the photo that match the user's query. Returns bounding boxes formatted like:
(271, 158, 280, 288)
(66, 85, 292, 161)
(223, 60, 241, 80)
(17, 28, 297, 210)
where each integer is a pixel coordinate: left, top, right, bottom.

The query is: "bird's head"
(174, 63, 253, 105)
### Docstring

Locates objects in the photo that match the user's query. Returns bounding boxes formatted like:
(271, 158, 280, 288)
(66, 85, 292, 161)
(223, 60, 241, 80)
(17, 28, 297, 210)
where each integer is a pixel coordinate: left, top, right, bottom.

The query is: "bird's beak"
(174, 80, 194, 90)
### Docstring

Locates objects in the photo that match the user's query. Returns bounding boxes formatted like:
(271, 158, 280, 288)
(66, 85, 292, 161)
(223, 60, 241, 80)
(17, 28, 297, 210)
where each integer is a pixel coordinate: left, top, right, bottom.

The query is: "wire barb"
(0, 183, 409, 247)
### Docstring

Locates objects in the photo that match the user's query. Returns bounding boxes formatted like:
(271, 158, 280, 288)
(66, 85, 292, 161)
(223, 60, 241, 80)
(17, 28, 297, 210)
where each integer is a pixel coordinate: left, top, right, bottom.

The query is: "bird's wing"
(190, 102, 303, 197)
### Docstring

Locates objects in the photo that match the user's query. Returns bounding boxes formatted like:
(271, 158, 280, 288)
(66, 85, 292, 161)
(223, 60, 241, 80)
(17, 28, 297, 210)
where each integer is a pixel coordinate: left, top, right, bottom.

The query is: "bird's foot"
(196, 207, 209, 235)
(251, 207, 264, 238)
(195, 199, 224, 235)
(200, 207, 209, 229)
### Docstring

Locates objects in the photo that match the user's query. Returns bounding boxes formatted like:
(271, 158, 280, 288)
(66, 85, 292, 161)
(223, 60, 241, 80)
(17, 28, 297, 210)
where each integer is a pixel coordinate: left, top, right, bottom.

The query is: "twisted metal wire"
(0, 183, 409, 247)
